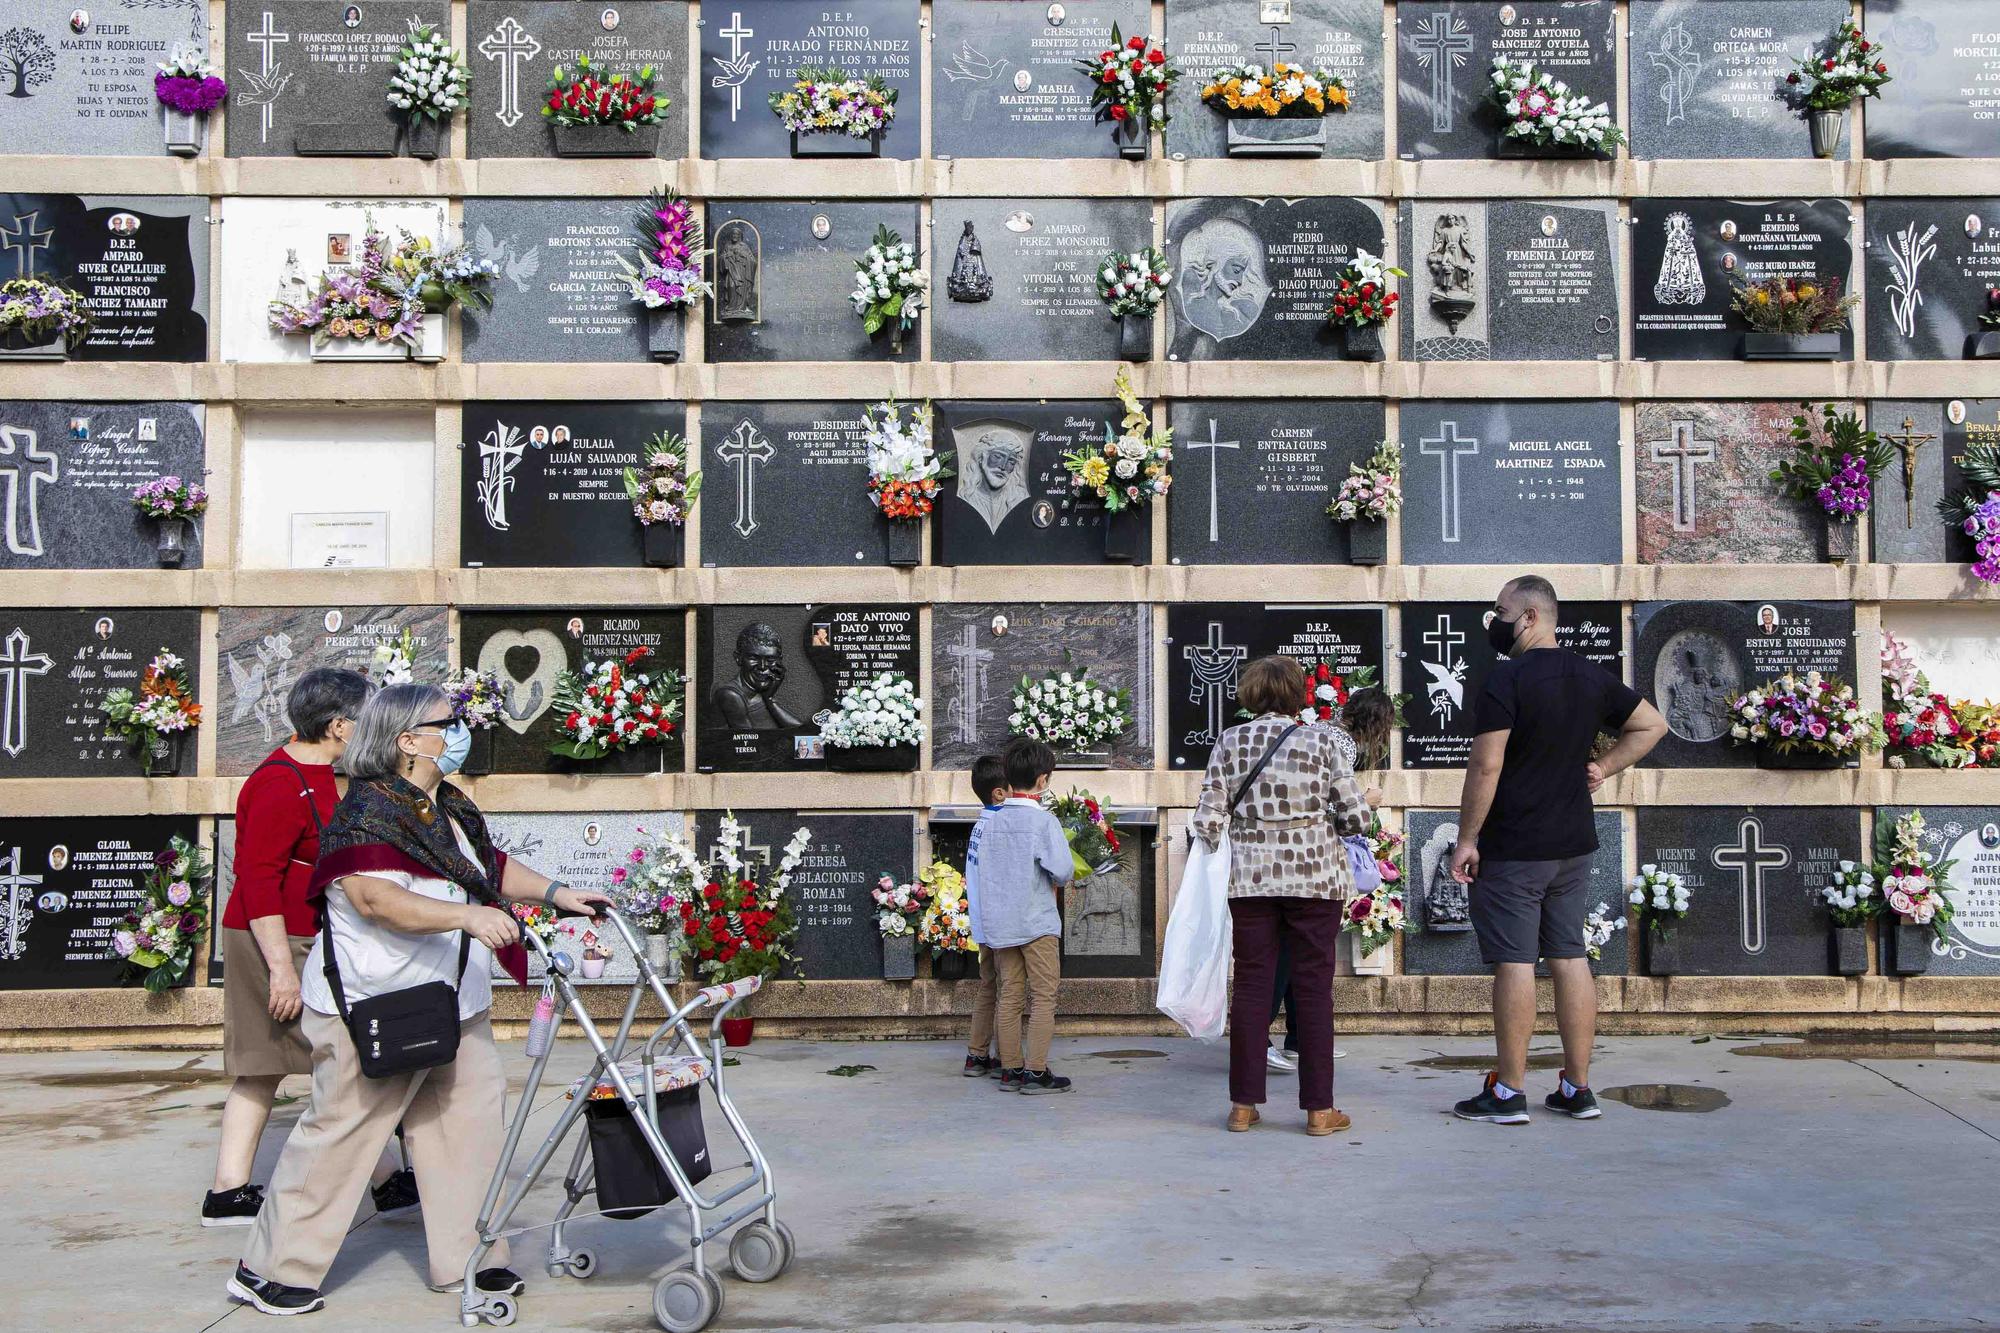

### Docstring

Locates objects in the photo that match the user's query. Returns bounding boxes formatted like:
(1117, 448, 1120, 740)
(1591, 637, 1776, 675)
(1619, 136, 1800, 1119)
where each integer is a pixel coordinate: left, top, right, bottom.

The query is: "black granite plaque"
(1636, 805, 1861, 975)
(467, 1, 691, 159)
(1397, 0, 1619, 160)
(0, 0, 208, 157)
(0, 402, 205, 571)
(460, 608, 685, 775)
(1633, 599, 1856, 770)
(932, 0, 1148, 159)
(1401, 599, 1624, 769)
(1870, 398, 1996, 564)
(1166, 399, 1383, 566)
(1877, 806, 2000, 976)
(1163, 602, 1386, 769)
(1865, 0, 2000, 159)
(931, 198, 1151, 362)
(704, 201, 921, 364)
(1399, 400, 1622, 566)
(1398, 200, 1620, 362)
(1, 192, 208, 361)
(1627, 0, 1844, 160)
(224, 1, 450, 157)
(1164, 196, 1384, 361)
(695, 604, 919, 773)
(0, 816, 198, 990)
(0, 608, 201, 780)
(698, 0, 922, 159)
(1166, 0, 1386, 161)
(462, 197, 649, 363)
(1864, 198, 2000, 361)
(933, 398, 1137, 565)
(700, 402, 882, 568)
(1631, 197, 1854, 361)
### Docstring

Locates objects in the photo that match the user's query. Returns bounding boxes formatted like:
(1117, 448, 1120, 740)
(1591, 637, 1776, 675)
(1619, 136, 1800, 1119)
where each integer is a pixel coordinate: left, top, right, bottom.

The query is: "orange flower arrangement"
(1200, 62, 1348, 119)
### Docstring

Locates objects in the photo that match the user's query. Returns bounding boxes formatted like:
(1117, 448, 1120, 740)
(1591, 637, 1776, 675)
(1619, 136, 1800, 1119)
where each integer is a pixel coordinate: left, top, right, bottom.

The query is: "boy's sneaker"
(1544, 1075, 1602, 1120)
(995, 1067, 1024, 1090)
(201, 1184, 265, 1227)
(226, 1263, 325, 1316)
(371, 1168, 421, 1218)
(963, 1053, 999, 1078)
(1452, 1072, 1531, 1125)
(1265, 1045, 1297, 1073)
(1017, 1068, 1073, 1096)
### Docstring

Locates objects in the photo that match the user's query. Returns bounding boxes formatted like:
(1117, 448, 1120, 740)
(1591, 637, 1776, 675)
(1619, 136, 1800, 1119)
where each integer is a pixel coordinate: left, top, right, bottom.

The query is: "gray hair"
(343, 682, 449, 781)
(286, 668, 373, 743)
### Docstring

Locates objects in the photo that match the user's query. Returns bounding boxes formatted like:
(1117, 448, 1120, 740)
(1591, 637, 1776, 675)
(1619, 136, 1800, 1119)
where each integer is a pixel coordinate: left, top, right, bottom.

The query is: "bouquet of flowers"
(821, 671, 924, 751)
(268, 227, 424, 349)
(155, 46, 227, 114)
(131, 475, 209, 520)
(617, 188, 712, 312)
(1343, 875, 1407, 956)
(670, 817, 811, 984)
(1881, 631, 1971, 769)
(1582, 902, 1626, 962)
(1982, 287, 2000, 332)
(370, 628, 418, 686)
(1061, 366, 1173, 512)
(1935, 436, 2000, 585)
(1875, 810, 1955, 943)
(769, 65, 897, 138)
(871, 873, 932, 938)
(112, 836, 212, 993)
(1008, 664, 1133, 752)
(1200, 61, 1347, 118)
(850, 225, 926, 339)
(543, 57, 663, 130)
(1948, 701, 2000, 768)
(547, 646, 683, 761)
(1046, 788, 1123, 879)
(1786, 17, 1892, 109)
(99, 649, 202, 774)
(1629, 864, 1691, 928)
(1097, 248, 1172, 319)
(1821, 860, 1880, 928)
(864, 399, 950, 521)
(1725, 672, 1885, 759)
(0, 277, 92, 350)
(609, 823, 709, 935)
(622, 431, 702, 528)
(510, 902, 562, 947)
(1077, 26, 1178, 133)
(388, 24, 470, 125)
(916, 861, 975, 960)
(1327, 441, 1403, 522)
(1488, 57, 1625, 150)
(1769, 402, 1893, 520)
(1326, 250, 1404, 330)
(1357, 811, 1405, 888)
(383, 233, 498, 317)
(444, 666, 503, 731)
(1731, 275, 1859, 335)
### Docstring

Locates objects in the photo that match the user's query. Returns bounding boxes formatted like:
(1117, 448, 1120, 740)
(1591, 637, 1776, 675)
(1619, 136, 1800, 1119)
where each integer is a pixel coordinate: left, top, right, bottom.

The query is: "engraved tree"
(0, 28, 56, 100)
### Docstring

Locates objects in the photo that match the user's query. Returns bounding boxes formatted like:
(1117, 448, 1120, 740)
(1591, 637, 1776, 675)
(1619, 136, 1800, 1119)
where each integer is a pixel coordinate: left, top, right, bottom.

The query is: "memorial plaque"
(694, 810, 916, 981)
(468, 2, 691, 159)
(462, 197, 649, 364)
(704, 201, 921, 364)
(695, 604, 919, 774)
(0, 402, 206, 571)
(1164, 0, 1385, 160)
(931, 602, 1153, 771)
(224, 1, 449, 156)
(485, 811, 684, 985)
(932, 398, 1137, 565)
(931, 0, 1148, 159)
(1627, 0, 1844, 160)
(1162, 603, 1386, 769)
(0, 0, 208, 156)
(1865, 0, 2000, 159)
(0, 816, 198, 990)
(1400, 400, 1622, 566)
(1, 192, 208, 361)
(1863, 198, 2000, 361)
(1164, 196, 1384, 362)
(1404, 810, 1628, 975)
(701, 402, 882, 568)
(931, 198, 1152, 363)
(1631, 197, 1855, 361)
(460, 401, 685, 569)
(1397, 200, 1620, 362)
(1633, 599, 1856, 770)
(1869, 398, 1997, 564)
(1636, 806, 1862, 975)
(1401, 599, 1624, 769)
(698, 0, 922, 159)
(1877, 806, 2000, 977)
(216, 605, 446, 775)
(460, 609, 686, 776)
(1396, 0, 1618, 160)
(1166, 399, 1384, 566)
(0, 608, 201, 780)
(1635, 401, 1822, 565)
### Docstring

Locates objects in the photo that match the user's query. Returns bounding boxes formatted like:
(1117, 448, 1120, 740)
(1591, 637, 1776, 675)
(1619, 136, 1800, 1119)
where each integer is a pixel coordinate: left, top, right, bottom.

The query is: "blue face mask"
(430, 721, 473, 777)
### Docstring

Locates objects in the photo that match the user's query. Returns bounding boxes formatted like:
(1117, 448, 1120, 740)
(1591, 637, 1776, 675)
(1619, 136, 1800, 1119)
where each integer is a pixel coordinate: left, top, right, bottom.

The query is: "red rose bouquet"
(1077, 26, 1178, 136)
(547, 646, 683, 762)
(671, 818, 811, 985)
(543, 56, 662, 129)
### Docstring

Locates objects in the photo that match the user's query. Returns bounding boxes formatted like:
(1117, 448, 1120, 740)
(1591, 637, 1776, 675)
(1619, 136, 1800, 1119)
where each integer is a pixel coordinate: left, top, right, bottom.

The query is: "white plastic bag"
(1156, 832, 1233, 1043)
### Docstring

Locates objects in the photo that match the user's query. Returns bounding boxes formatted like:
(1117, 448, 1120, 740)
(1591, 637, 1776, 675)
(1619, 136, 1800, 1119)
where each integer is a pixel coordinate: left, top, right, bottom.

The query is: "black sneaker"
(963, 1053, 999, 1078)
(226, 1262, 325, 1316)
(995, 1067, 1024, 1090)
(1017, 1068, 1073, 1096)
(1452, 1072, 1531, 1125)
(371, 1168, 420, 1218)
(1545, 1074, 1602, 1120)
(201, 1184, 264, 1228)
(427, 1267, 526, 1296)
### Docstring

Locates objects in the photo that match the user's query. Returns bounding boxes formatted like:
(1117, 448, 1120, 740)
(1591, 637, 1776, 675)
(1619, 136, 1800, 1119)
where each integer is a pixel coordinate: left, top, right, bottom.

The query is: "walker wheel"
(483, 1295, 517, 1328)
(564, 1249, 597, 1279)
(730, 1220, 790, 1282)
(773, 1220, 797, 1272)
(653, 1267, 722, 1333)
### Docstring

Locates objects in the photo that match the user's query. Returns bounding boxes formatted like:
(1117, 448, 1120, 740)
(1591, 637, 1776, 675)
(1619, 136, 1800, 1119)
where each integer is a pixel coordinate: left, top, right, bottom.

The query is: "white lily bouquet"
(1582, 902, 1627, 961)
(851, 225, 927, 340)
(1821, 861, 1880, 928)
(1488, 57, 1624, 150)
(1008, 665, 1134, 752)
(1629, 864, 1690, 927)
(389, 24, 470, 122)
(820, 671, 924, 750)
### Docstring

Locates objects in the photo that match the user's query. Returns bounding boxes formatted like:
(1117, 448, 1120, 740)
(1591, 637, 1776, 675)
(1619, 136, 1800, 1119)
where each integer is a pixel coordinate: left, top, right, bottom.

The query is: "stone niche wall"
(2, 0, 1999, 1045)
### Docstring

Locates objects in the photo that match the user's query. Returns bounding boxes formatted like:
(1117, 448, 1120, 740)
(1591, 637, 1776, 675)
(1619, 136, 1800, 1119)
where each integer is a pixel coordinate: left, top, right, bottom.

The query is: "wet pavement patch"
(1089, 1049, 1168, 1059)
(1731, 1036, 2000, 1063)
(826, 1065, 877, 1077)
(1600, 1083, 1730, 1113)
(34, 1059, 226, 1090)
(1412, 1052, 1566, 1071)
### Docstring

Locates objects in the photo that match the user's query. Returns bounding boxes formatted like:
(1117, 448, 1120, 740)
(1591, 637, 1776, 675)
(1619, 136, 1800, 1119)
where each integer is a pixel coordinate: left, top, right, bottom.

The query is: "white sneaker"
(1334, 1048, 1348, 1060)
(1266, 1045, 1296, 1073)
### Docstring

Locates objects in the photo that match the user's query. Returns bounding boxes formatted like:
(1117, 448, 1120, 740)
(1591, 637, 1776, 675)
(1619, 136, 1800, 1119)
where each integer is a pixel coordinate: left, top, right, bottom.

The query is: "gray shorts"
(1469, 856, 1596, 966)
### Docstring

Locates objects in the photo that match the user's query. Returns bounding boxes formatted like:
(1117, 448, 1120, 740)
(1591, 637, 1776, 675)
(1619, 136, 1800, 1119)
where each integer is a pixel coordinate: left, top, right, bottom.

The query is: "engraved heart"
(477, 629, 566, 735)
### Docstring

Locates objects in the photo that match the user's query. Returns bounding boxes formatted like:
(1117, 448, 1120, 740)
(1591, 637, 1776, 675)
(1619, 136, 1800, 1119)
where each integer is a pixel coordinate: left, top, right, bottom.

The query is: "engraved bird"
(942, 41, 1008, 83)
(235, 65, 292, 109)
(472, 225, 542, 293)
(710, 52, 760, 91)
(224, 654, 266, 724)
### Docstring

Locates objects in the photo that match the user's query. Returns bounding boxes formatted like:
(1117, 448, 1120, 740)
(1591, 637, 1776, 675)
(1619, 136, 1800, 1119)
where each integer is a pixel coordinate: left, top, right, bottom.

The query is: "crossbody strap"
(257, 754, 325, 836)
(318, 827, 476, 1023)
(1229, 722, 1304, 816)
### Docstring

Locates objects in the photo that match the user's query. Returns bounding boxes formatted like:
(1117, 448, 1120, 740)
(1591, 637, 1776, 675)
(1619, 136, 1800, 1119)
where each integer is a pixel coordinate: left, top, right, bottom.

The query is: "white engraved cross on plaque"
(1189, 419, 1240, 544)
(712, 12, 760, 122)
(0, 846, 41, 962)
(945, 624, 994, 745)
(1711, 816, 1789, 956)
(1410, 15, 1473, 134)
(717, 421, 773, 538)
(0, 426, 58, 557)
(245, 11, 292, 144)
(1182, 621, 1246, 747)
(0, 212, 55, 280)
(478, 17, 544, 129)
(0, 627, 53, 758)
(1648, 418, 1716, 533)
(1420, 421, 1479, 544)
(1421, 614, 1466, 722)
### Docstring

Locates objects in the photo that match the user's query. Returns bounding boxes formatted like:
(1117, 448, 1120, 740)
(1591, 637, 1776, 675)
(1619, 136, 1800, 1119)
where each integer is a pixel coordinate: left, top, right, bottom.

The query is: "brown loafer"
(1305, 1108, 1351, 1136)
(1226, 1104, 1261, 1132)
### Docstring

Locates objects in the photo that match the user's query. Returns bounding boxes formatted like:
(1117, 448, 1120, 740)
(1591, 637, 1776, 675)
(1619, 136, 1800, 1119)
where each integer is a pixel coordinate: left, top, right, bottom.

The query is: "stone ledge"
(1899, 977, 2000, 1013)
(1661, 976, 1856, 1012)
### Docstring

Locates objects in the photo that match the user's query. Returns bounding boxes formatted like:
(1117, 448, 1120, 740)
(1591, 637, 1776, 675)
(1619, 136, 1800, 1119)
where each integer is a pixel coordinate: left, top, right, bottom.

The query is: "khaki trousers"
(992, 935, 1061, 1072)
(967, 946, 999, 1056)
(243, 1008, 511, 1290)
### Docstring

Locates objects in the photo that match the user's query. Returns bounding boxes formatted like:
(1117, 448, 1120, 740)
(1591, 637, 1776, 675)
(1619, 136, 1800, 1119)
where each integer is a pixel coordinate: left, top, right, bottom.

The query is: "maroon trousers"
(1228, 896, 1340, 1110)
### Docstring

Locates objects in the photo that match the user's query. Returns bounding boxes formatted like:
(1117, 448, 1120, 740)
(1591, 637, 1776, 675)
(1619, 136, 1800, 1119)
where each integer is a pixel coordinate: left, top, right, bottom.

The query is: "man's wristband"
(543, 880, 566, 906)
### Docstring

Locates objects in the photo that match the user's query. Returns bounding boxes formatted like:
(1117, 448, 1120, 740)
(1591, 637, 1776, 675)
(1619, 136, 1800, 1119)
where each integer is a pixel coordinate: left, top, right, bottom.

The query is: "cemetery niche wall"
(0, 816, 198, 991)
(1635, 401, 1824, 566)
(698, 0, 921, 160)
(1863, 0, 2000, 160)
(1626, 0, 1845, 161)
(1163, 196, 1383, 362)
(1165, 399, 1383, 566)
(1864, 199, 2000, 361)
(933, 398, 1137, 565)
(1164, 0, 1386, 161)
(932, 0, 1149, 159)
(1397, 201, 1620, 362)
(1631, 198, 1854, 361)
(0, 609, 202, 780)
(468, 2, 692, 160)
(223, 0, 451, 157)
(700, 402, 886, 568)
(932, 199, 1150, 363)
(1, 193, 208, 361)
(1396, 0, 1618, 161)
(704, 201, 922, 363)
(1869, 399, 1997, 565)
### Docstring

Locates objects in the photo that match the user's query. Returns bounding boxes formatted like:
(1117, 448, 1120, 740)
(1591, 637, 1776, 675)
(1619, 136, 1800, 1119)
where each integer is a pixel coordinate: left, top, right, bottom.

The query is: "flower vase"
(154, 517, 189, 567)
(1740, 332, 1844, 360)
(934, 950, 970, 982)
(1881, 921, 1933, 976)
(1226, 117, 1327, 158)
(1820, 515, 1858, 564)
(580, 955, 608, 980)
(1829, 925, 1869, 976)
(1967, 331, 2000, 360)
(404, 115, 443, 160)
(647, 308, 685, 363)
(1496, 135, 1604, 160)
(415, 312, 448, 363)
(881, 932, 917, 980)
(1755, 746, 1846, 771)
(1102, 506, 1147, 562)
(1118, 313, 1153, 362)
(1057, 749, 1113, 770)
(888, 318, 914, 357)
(640, 522, 683, 569)
(162, 109, 205, 157)
(643, 932, 681, 982)
(0, 329, 67, 361)
(550, 122, 662, 157)
(1642, 923, 1681, 977)
(1115, 115, 1148, 160)
(885, 519, 923, 567)
(720, 1016, 756, 1047)
(1346, 518, 1388, 566)
(139, 730, 185, 777)
(1808, 106, 1849, 160)
(459, 727, 495, 777)
(791, 128, 882, 158)
(825, 743, 919, 773)
(1342, 323, 1384, 362)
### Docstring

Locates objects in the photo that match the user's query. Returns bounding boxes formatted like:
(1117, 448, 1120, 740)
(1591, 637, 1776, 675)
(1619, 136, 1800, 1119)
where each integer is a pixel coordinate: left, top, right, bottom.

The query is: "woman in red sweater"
(205, 669, 377, 1227)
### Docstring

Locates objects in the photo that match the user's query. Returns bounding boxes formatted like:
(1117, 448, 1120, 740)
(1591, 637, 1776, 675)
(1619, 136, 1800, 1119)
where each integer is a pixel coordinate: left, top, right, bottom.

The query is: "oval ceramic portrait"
(601, 7, 620, 31)
(811, 214, 831, 239)
(323, 610, 343, 633)
(1948, 400, 1967, 425)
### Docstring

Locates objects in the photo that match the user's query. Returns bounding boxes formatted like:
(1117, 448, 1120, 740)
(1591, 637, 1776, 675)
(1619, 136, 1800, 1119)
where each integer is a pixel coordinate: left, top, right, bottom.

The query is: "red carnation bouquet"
(543, 56, 663, 130)
(1046, 788, 1122, 880)
(1076, 26, 1178, 135)
(547, 646, 684, 762)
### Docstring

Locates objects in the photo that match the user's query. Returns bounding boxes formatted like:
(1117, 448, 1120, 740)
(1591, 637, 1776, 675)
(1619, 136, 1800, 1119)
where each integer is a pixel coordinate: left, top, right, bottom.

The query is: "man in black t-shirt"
(1447, 575, 1667, 1125)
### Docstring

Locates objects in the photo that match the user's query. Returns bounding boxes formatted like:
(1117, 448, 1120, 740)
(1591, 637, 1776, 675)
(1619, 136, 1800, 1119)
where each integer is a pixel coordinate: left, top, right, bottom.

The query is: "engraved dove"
(942, 41, 1007, 83)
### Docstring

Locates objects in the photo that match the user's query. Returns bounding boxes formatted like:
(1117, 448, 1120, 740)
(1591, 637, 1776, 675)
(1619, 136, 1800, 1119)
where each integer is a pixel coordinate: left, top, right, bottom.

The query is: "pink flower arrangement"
(1327, 441, 1402, 523)
(1874, 810, 1957, 943)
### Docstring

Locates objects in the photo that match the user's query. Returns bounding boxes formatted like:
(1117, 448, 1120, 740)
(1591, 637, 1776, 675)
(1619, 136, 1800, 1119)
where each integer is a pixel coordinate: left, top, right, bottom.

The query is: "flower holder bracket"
(885, 520, 923, 567)
(162, 109, 206, 157)
(295, 122, 402, 156)
(1117, 313, 1153, 362)
(791, 129, 882, 158)
(1741, 332, 1844, 360)
(1225, 118, 1327, 157)
(550, 123, 663, 157)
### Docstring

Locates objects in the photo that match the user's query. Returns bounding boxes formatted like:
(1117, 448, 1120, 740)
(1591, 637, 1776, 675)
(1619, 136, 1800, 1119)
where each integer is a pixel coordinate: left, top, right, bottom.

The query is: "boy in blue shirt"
(962, 754, 1007, 1078)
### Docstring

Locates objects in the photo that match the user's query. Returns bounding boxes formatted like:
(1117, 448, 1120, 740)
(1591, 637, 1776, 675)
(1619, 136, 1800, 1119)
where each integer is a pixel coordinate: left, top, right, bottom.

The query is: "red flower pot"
(720, 1016, 756, 1047)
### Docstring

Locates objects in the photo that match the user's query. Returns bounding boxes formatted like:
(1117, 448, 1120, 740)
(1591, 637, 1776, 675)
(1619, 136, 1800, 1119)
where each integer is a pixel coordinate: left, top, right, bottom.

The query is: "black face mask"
(1486, 612, 1521, 657)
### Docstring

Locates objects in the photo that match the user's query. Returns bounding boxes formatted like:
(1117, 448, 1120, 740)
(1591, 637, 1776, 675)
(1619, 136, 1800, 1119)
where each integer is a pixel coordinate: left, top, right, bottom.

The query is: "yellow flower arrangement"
(1199, 61, 1349, 119)
(1061, 366, 1175, 513)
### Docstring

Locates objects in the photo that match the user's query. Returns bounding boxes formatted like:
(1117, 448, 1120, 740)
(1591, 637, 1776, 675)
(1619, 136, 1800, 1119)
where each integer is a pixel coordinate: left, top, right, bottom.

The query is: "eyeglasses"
(410, 717, 456, 733)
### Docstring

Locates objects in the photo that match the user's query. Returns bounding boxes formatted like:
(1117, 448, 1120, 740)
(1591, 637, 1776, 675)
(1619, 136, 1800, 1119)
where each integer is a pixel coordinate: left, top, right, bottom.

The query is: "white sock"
(1493, 1079, 1520, 1101)
(1561, 1074, 1582, 1098)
